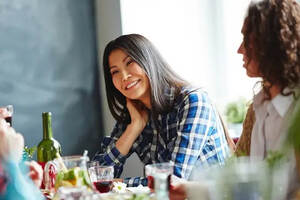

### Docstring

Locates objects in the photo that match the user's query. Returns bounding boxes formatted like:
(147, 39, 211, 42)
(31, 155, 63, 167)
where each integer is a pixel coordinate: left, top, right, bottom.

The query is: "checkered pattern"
(93, 87, 230, 187)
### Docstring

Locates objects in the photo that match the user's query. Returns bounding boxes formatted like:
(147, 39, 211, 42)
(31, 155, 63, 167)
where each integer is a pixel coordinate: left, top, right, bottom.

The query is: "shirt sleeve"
(170, 90, 228, 179)
(123, 176, 148, 187)
(93, 122, 133, 178)
(1, 160, 44, 200)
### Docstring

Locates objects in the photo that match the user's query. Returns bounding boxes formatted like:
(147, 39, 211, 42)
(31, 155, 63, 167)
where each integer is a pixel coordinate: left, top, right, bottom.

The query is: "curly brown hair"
(243, 0, 300, 99)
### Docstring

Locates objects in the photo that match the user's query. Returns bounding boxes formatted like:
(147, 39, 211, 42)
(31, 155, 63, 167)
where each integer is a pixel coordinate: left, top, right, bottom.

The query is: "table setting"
(40, 154, 166, 200)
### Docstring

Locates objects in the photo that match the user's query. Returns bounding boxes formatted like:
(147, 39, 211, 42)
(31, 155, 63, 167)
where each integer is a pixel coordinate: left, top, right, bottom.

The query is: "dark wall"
(0, 0, 103, 158)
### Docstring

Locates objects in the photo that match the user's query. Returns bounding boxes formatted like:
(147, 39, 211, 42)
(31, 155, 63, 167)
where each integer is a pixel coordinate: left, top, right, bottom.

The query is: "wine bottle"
(37, 112, 62, 169)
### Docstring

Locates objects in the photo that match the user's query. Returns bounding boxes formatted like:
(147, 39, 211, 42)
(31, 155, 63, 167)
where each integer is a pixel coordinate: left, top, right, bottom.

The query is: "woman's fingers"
(126, 98, 149, 132)
(170, 184, 187, 200)
(26, 161, 43, 187)
(0, 108, 10, 119)
(126, 99, 142, 118)
(0, 119, 24, 162)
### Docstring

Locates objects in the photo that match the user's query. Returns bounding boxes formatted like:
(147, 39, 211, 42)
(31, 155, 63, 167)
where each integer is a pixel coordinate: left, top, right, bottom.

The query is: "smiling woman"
(108, 49, 151, 108)
(93, 34, 233, 187)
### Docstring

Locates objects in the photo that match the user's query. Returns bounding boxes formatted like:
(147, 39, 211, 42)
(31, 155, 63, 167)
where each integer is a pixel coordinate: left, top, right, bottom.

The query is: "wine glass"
(88, 165, 114, 193)
(0, 105, 13, 126)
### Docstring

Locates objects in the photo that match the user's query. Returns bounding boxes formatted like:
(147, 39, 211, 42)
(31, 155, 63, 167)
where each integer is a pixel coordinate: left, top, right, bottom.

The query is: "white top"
(250, 89, 298, 197)
(250, 89, 294, 159)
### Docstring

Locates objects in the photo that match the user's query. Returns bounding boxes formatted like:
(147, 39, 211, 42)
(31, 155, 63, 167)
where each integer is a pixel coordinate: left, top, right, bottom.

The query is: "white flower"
(112, 182, 127, 193)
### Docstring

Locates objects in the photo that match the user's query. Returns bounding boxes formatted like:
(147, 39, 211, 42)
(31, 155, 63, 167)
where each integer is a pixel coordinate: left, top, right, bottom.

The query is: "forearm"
(116, 123, 142, 155)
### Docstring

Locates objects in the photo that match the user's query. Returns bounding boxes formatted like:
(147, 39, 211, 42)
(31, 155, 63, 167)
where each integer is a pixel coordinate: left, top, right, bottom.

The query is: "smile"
(125, 80, 140, 90)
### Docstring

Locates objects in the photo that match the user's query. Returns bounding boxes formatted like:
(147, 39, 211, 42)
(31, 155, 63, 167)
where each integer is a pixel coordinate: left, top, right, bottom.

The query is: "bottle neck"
(42, 112, 53, 139)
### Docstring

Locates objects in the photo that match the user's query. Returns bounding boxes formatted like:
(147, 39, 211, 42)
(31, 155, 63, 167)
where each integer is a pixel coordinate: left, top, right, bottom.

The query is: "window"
(120, 0, 259, 109)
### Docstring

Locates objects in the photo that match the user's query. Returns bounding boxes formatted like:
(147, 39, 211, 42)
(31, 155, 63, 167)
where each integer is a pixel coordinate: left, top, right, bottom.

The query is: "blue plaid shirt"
(94, 87, 230, 187)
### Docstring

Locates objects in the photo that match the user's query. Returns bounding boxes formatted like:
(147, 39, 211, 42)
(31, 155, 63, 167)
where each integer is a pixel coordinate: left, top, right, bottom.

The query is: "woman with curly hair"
(236, 0, 300, 158)
(234, 0, 300, 197)
(170, 0, 300, 199)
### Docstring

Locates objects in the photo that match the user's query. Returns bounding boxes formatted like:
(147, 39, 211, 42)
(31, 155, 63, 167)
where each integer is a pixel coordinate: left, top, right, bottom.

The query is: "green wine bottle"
(37, 112, 62, 169)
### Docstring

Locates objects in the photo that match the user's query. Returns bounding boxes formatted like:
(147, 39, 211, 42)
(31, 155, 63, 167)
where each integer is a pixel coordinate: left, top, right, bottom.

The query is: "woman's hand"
(0, 119, 24, 162)
(0, 107, 10, 119)
(126, 99, 149, 132)
(170, 184, 187, 200)
(26, 161, 43, 188)
(115, 99, 149, 155)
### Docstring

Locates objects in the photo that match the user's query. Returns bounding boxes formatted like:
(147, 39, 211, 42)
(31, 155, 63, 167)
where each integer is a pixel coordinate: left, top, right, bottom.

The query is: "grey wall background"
(95, 0, 121, 136)
(95, 0, 144, 178)
(0, 0, 102, 158)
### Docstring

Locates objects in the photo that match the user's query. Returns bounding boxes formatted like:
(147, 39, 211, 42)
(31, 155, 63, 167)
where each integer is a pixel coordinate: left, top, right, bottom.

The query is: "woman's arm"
(93, 101, 148, 178)
(93, 123, 130, 178)
(116, 99, 149, 155)
(0, 118, 44, 200)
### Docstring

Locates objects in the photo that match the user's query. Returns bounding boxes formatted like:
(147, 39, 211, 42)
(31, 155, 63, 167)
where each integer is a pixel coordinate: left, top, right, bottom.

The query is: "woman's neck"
(141, 99, 151, 109)
(269, 85, 281, 99)
(139, 89, 152, 109)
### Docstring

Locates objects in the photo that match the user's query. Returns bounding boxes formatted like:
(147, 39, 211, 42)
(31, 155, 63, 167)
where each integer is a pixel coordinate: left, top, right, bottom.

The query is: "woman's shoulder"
(176, 86, 210, 105)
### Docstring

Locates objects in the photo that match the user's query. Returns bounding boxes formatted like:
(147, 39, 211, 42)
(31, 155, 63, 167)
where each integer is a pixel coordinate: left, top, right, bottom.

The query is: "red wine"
(233, 137, 239, 144)
(93, 181, 112, 193)
(147, 175, 172, 191)
(147, 175, 154, 190)
(5, 116, 12, 126)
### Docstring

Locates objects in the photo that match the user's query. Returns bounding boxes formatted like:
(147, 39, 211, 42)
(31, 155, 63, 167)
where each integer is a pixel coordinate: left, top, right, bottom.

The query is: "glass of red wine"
(88, 165, 114, 193)
(0, 105, 13, 126)
(145, 162, 173, 192)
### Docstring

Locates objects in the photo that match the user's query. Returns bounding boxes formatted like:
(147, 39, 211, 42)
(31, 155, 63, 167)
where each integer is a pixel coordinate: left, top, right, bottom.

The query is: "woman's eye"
(126, 59, 134, 66)
(111, 70, 119, 75)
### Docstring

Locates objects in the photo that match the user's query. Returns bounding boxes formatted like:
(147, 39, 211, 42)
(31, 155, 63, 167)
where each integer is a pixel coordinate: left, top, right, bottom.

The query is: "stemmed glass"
(0, 105, 13, 126)
(88, 165, 114, 193)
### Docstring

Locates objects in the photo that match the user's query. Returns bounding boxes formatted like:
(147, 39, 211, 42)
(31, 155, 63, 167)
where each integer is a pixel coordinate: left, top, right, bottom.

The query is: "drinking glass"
(87, 160, 100, 169)
(88, 165, 114, 193)
(0, 105, 13, 126)
(145, 162, 173, 192)
(44, 155, 91, 192)
(212, 157, 269, 200)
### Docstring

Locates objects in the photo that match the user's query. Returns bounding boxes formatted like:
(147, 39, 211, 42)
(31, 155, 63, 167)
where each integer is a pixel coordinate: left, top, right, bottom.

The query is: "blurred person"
(170, 0, 300, 199)
(93, 34, 233, 187)
(235, 0, 300, 157)
(0, 116, 44, 199)
(235, 0, 300, 197)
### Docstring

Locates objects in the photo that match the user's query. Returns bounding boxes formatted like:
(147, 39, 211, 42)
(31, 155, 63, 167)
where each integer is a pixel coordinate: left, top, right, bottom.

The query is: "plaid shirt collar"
(153, 86, 197, 116)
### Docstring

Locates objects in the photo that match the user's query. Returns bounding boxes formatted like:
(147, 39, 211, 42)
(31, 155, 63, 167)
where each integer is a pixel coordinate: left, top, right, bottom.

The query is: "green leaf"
(225, 98, 248, 124)
(24, 146, 37, 158)
(265, 151, 285, 169)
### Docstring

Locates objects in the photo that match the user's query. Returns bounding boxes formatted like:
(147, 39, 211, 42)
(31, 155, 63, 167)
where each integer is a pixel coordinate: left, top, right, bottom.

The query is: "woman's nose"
(237, 41, 244, 54)
(122, 72, 132, 81)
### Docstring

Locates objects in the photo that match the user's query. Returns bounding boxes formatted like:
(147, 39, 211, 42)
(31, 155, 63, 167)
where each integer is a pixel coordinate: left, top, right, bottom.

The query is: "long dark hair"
(243, 0, 300, 100)
(103, 34, 188, 123)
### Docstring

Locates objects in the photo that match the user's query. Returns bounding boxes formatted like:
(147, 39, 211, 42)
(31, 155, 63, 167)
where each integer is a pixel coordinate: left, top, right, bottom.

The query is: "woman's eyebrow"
(109, 65, 116, 70)
(123, 55, 130, 62)
(110, 55, 130, 70)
